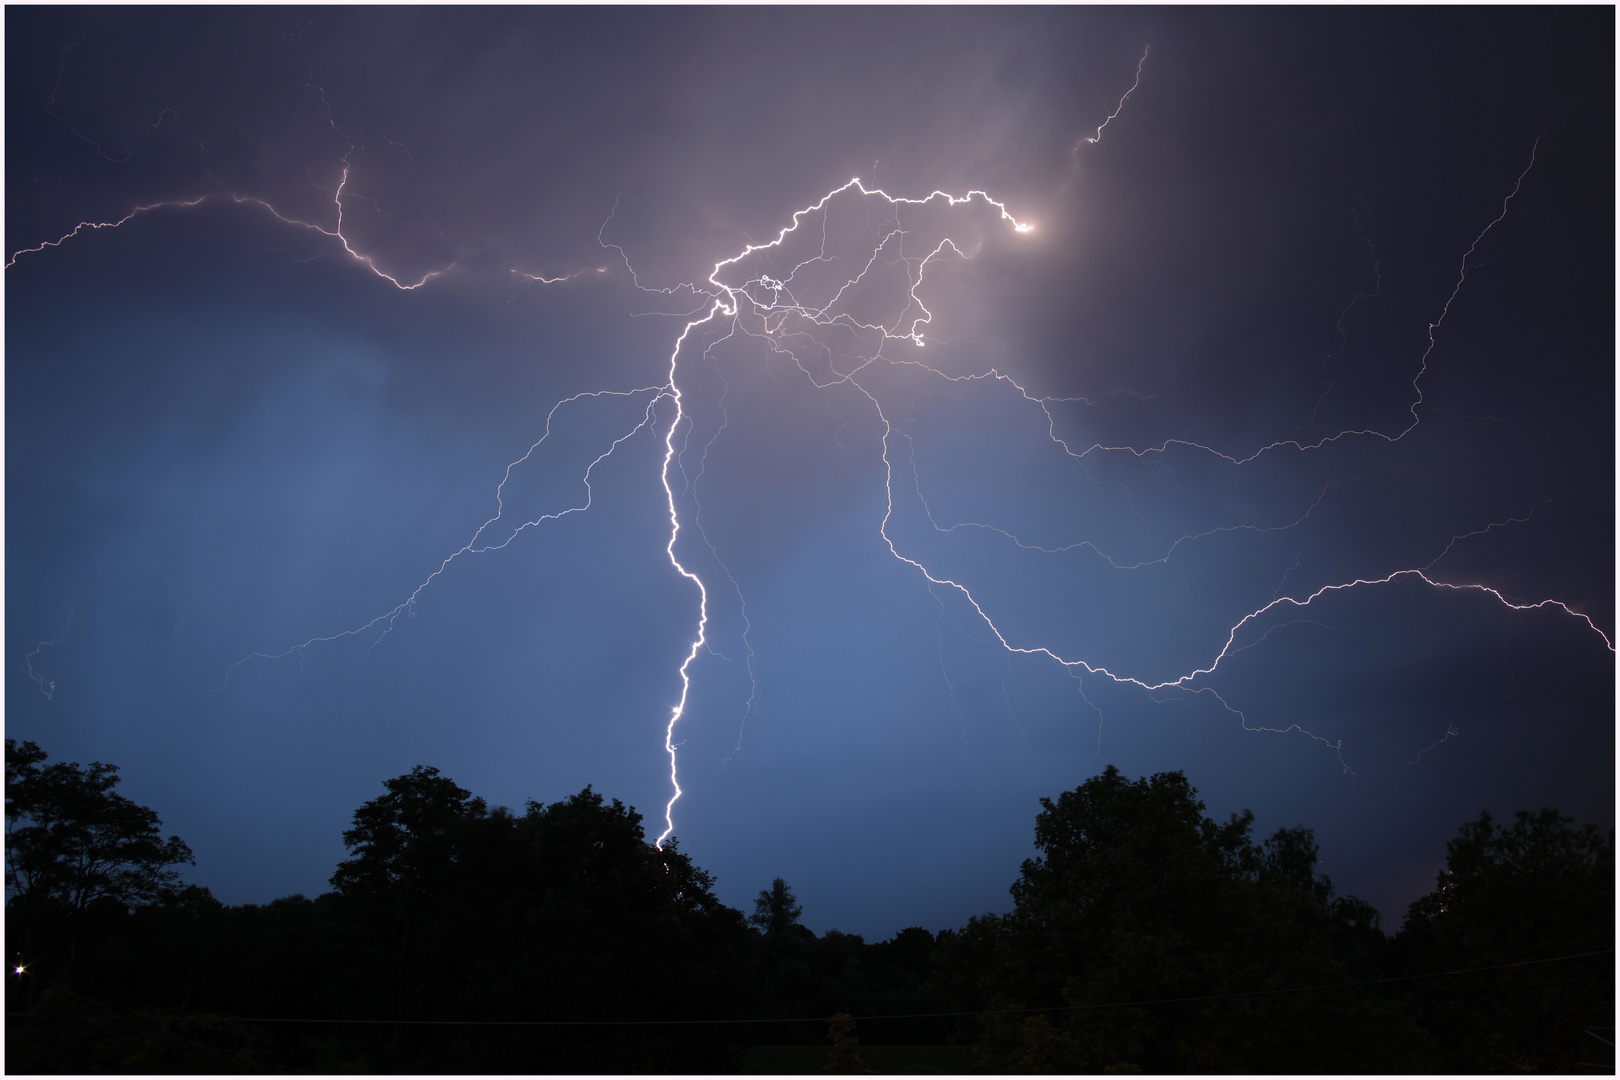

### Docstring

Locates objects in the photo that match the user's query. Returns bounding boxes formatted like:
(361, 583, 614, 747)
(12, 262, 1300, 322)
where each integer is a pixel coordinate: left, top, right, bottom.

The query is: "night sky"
(7, 7, 1613, 940)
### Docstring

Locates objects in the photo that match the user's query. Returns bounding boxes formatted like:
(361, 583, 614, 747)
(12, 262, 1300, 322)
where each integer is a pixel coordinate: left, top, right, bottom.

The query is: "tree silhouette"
(330, 764, 487, 898)
(5, 738, 193, 1007)
(323, 773, 750, 1070)
(5, 739, 193, 915)
(1397, 807, 1615, 1071)
(750, 876, 803, 935)
(933, 764, 1434, 1072)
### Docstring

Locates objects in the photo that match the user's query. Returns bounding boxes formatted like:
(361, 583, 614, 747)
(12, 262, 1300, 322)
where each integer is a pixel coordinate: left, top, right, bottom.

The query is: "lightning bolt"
(634, 164, 1607, 834)
(1065, 43, 1149, 193)
(25, 541, 119, 701)
(1076, 44, 1150, 151)
(18, 51, 1607, 848)
(7, 184, 450, 291)
(43, 14, 205, 164)
(1397, 724, 1462, 784)
(1051, 131, 1549, 468)
(9, 69, 456, 290)
(655, 312, 720, 845)
(204, 161, 1607, 842)
(27, 585, 92, 701)
(512, 267, 609, 285)
(211, 386, 668, 691)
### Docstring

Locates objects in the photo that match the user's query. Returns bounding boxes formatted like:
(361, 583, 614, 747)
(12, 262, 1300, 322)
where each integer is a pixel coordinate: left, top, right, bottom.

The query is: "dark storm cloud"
(6, 7, 1611, 937)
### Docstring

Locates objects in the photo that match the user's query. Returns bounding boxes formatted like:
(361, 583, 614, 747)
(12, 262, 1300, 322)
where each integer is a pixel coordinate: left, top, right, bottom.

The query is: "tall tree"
(325, 764, 490, 1038)
(5, 739, 193, 915)
(749, 877, 803, 935)
(329, 764, 487, 899)
(325, 772, 750, 1070)
(5, 739, 194, 1007)
(1397, 807, 1615, 1071)
(933, 765, 1433, 1072)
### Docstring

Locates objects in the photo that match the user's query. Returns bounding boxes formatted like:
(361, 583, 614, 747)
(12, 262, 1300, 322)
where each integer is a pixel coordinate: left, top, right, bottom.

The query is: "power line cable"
(56, 947, 1593, 1029)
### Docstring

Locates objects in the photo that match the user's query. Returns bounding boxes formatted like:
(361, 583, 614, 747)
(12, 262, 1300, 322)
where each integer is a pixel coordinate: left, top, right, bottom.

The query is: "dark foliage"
(5, 739, 194, 915)
(6, 748, 1610, 1073)
(5, 739, 194, 1014)
(1394, 807, 1615, 1072)
(749, 876, 803, 935)
(930, 765, 1436, 1072)
(8, 758, 753, 1072)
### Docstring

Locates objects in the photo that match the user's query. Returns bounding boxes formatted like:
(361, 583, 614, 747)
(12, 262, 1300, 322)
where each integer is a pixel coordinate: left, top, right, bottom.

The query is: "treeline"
(5, 740, 1613, 1073)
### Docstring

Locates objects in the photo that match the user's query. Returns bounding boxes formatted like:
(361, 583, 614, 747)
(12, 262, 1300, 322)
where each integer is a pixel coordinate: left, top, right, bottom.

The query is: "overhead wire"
(46, 947, 1593, 1029)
